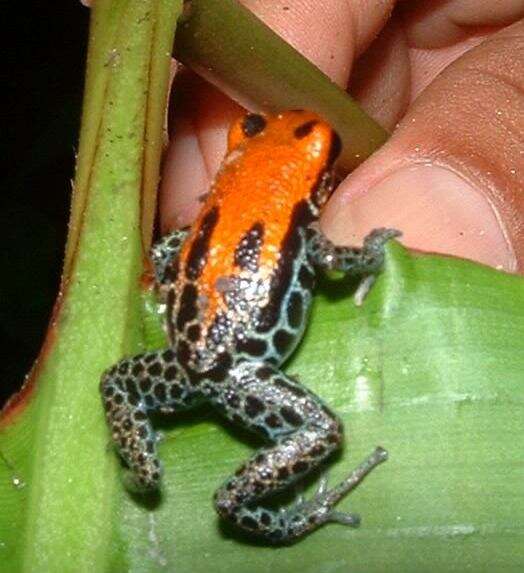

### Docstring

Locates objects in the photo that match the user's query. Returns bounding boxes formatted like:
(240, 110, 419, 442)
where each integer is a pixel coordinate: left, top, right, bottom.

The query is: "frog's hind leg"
(100, 348, 202, 490)
(210, 362, 387, 543)
(150, 228, 190, 285)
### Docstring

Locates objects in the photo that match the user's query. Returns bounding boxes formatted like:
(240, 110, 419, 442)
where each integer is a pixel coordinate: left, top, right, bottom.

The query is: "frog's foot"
(307, 225, 401, 275)
(122, 467, 162, 494)
(216, 445, 387, 544)
(284, 447, 388, 534)
(286, 473, 360, 529)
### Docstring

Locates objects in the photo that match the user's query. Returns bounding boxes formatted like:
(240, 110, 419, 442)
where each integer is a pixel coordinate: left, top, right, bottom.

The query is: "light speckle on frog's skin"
(100, 111, 398, 543)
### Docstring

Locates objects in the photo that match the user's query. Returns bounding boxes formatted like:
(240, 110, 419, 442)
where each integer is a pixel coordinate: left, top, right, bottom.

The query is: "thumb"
(323, 20, 524, 273)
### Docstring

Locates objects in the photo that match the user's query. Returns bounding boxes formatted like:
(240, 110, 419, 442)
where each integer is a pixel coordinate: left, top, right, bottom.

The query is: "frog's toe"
(122, 461, 163, 493)
(122, 471, 148, 494)
(286, 483, 361, 532)
(315, 472, 330, 496)
(325, 510, 361, 527)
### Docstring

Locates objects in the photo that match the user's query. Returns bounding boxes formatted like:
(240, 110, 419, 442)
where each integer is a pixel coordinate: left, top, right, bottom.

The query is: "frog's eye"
(228, 113, 267, 151)
(242, 114, 267, 137)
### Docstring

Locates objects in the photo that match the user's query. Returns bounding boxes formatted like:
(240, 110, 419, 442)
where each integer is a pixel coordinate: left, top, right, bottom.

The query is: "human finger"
(323, 20, 524, 272)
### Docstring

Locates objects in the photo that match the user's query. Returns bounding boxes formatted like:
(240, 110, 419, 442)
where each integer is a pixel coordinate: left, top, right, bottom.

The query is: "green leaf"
(114, 242, 524, 572)
(3, 239, 523, 571)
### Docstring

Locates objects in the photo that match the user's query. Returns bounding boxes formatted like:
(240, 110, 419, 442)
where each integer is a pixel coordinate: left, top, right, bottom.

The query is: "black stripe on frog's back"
(234, 222, 264, 272)
(176, 283, 199, 331)
(255, 200, 315, 334)
(185, 206, 219, 280)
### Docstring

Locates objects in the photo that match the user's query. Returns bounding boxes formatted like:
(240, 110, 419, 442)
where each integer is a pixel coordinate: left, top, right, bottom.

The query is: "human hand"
(160, 1, 524, 273)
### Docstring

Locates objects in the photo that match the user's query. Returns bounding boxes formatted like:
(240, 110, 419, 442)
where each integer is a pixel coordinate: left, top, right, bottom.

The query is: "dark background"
(1, 2, 90, 406)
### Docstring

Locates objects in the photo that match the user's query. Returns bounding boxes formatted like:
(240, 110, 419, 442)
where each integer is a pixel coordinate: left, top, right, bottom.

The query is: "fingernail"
(325, 164, 515, 271)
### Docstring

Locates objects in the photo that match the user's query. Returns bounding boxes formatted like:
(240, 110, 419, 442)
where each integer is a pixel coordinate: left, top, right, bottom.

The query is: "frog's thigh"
(100, 348, 201, 489)
(210, 363, 341, 510)
(209, 361, 340, 443)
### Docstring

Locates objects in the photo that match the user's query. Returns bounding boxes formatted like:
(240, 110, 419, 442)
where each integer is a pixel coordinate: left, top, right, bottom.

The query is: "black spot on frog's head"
(242, 114, 267, 138)
(293, 120, 318, 139)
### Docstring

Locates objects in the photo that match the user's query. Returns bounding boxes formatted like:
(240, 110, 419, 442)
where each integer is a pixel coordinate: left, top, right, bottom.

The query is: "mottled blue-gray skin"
(100, 112, 397, 543)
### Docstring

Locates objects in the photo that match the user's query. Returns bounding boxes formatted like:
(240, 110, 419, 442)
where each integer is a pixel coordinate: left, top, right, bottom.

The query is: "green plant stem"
(0, 1, 182, 571)
(174, 0, 389, 173)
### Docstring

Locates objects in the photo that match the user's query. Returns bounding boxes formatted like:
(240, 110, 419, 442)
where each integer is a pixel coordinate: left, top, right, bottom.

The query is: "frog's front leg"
(307, 224, 400, 275)
(210, 362, 387, 543)
(150, 228, 190, 285)
(100, 348, 202, 490)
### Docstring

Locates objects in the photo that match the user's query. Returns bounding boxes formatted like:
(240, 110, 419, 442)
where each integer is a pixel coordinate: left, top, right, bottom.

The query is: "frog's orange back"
(175, 110, 341, 342)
